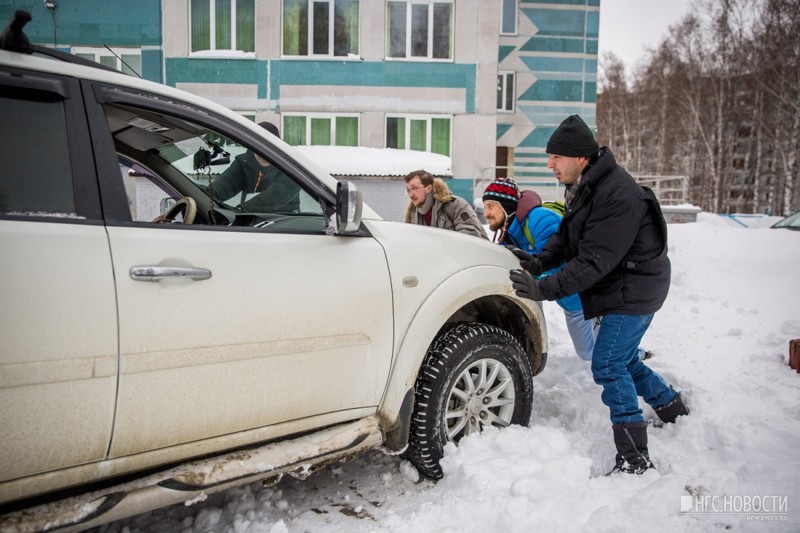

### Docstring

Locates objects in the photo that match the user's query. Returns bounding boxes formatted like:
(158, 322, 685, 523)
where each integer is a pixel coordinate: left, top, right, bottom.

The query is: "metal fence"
(475, 167, 688, 205)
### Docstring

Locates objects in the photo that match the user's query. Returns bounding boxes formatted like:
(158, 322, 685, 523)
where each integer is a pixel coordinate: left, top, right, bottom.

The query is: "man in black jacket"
(209, 122, 300, 213)
(509, 115, 689, 475)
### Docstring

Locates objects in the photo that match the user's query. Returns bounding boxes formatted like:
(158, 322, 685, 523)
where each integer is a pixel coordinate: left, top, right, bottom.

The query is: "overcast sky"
(597, 0, 695, 69)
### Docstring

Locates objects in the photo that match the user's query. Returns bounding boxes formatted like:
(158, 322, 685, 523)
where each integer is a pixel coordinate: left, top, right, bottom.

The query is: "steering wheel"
(164, 197, 197, 224)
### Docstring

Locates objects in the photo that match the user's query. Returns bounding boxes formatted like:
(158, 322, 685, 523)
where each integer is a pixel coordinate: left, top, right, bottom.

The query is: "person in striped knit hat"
(481, 177, 521, 244)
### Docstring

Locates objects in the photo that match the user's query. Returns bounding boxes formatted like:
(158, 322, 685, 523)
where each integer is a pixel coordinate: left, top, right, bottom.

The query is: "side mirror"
(335, 181, 363, 234)
(159, 197, 176, 215)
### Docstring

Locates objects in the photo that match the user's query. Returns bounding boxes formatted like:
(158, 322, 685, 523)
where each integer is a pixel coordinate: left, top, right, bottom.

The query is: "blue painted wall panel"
(271, 61, 477, 113)
(497, 123, 513, 140)
(519, 79, 584, 102)
(164, 60, 477, 112)
(499, 45, 516, 62)
(519, 126, 556, 148)
(522, 0, 597, 4)
(519, 36, 585, 54)
(0, 0, 161, 47)
(142, 49, 162, 83)
(584, 82, 597, 103)
(166, 58, 267, 98)
(587, 11, 599, 37)
(520, 56, 585, 73)
(522, 8, 586, 37)
(448, 178, 475, 202)
(518, 104, 593, 125)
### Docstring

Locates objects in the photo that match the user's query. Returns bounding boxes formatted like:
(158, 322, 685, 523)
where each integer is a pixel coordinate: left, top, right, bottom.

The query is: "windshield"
(155, 133, 302, 212)
(773, 212, 800, 230)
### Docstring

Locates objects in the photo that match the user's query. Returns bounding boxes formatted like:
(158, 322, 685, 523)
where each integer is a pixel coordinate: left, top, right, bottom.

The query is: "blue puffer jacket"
(504, 207, 583, 313)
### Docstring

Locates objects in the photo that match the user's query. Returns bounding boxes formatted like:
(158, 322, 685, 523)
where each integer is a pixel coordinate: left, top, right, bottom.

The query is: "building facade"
(2, 0, 599, 217)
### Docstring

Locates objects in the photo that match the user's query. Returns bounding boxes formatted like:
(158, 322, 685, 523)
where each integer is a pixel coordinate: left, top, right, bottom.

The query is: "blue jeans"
(590, 313, 676, 424)
(564, 309, 595, 361)
(564, 310, 646, 362)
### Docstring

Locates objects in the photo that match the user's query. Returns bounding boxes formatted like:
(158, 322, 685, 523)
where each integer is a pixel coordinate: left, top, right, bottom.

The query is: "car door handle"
(129, 266, 212, 282)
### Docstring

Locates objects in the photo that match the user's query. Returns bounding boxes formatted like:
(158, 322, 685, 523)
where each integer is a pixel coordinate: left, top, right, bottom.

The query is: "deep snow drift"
(98, 213, 800, 533)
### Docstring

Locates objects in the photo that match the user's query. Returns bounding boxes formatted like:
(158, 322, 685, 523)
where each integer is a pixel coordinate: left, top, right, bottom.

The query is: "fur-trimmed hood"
(404, 177, 454, 223)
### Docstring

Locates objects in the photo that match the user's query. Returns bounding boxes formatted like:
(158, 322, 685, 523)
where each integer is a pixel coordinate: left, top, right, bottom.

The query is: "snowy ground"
(96, 213, 800, 533)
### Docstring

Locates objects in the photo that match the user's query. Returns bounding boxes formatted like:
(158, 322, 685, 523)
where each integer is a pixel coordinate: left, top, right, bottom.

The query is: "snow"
(293, 146, 452, 177)
(98, 213, 800, 533)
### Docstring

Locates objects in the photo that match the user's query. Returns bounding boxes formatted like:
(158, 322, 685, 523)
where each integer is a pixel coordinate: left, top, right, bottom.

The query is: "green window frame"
(282, 114, 360, 146)
(191, 0, 255, 53)
(385, 115, 451, 156)
(386, 0, 453, 60)
(283, 0, 360, 57)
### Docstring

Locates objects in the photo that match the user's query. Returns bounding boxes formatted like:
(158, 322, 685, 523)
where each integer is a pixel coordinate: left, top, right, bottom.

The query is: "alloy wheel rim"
(444, 358, 516, 440)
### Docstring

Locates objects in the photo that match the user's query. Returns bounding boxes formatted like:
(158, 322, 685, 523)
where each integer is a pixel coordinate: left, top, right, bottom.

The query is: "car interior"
(103, 102, 328, 232)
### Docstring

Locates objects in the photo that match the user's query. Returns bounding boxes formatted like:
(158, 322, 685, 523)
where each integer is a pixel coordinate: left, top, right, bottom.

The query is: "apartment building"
(2, 0, 599, 217)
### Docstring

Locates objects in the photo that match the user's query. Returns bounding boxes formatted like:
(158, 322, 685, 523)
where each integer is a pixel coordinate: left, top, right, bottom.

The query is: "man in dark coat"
(209, 122, 300, 213)
(508, 115, 689, 475)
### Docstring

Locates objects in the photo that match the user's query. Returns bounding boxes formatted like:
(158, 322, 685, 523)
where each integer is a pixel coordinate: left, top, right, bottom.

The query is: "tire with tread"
(406, 322, 534, 479)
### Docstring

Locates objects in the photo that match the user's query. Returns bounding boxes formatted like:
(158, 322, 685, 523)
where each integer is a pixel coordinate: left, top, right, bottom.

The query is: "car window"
(0, 88, 75, 216)
(117, 156, 184, 222)
(101, 102, 325, 231)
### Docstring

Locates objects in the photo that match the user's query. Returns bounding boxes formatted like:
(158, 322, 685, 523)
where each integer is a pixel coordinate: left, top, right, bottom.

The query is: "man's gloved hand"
(509, 269, 544, 301)
(504, 246, 544, 276)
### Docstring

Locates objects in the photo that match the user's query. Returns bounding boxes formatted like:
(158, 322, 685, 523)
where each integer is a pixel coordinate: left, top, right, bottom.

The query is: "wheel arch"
(378, 265, 548, 451)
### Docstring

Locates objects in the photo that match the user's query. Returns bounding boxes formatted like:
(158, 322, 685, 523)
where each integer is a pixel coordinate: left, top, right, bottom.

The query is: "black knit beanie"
(546, 115, 599, 157)
(259, 121, 280, 139)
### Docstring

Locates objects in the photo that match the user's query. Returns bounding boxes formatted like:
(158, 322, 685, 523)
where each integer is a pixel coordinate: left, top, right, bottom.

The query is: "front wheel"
(406, 323, 534, 479)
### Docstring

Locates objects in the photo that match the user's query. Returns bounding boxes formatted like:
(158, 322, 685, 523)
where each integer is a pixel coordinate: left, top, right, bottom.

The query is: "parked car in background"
(0, 12, 547, 532)
(771, 211, 800, 230)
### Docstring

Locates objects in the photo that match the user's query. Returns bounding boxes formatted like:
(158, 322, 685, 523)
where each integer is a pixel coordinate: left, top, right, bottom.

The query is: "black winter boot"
(608, 422, 655, 475)
(655, 391, 689, 424)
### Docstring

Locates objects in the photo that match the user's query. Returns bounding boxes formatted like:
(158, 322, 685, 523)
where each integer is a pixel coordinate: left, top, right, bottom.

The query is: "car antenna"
(104, 44, 142, 78)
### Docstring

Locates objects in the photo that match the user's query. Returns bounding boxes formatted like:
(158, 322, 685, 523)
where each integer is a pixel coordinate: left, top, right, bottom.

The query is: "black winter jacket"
(210, 152, 300, 213)
(537, 148, 670, 319)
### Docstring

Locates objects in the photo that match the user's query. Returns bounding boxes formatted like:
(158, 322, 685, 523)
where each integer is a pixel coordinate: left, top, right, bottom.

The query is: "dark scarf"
(564, 176, 583, 206)
(417, 193, 435, 226)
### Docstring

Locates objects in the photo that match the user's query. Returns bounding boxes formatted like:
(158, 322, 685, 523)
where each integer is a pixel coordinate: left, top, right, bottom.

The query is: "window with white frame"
(283, 0, 360, 57)
(385, 115, 451, 156)
(191, 0, 255, 53)
(500, 0, 517, 35)
(282, 114, 360, 146)
(387, 0, 453, 60)
(497, 71, 515, 112)
(73, 47, 142, 76)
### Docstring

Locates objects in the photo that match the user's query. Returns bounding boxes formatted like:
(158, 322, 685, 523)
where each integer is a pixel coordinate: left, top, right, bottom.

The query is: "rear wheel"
(406, 323, 534, 479)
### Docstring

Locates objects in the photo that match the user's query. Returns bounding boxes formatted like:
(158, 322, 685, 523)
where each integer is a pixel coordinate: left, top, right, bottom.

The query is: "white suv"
(0, 12, 547, 532)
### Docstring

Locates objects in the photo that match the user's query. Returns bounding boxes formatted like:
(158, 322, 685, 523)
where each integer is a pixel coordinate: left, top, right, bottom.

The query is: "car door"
(84, 85, 395, 457)
(0, 69, 117, 483)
